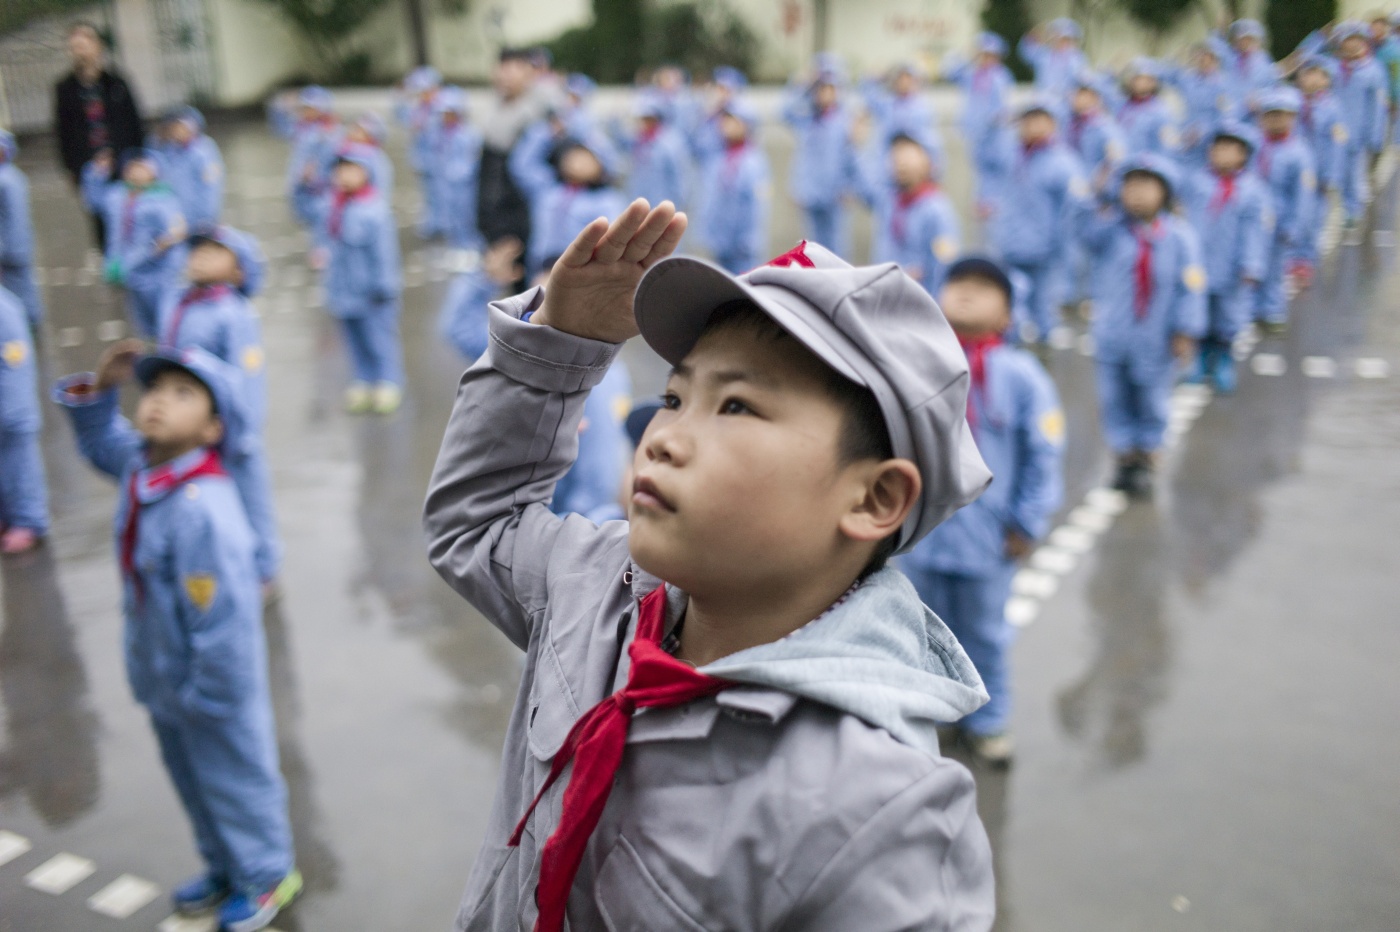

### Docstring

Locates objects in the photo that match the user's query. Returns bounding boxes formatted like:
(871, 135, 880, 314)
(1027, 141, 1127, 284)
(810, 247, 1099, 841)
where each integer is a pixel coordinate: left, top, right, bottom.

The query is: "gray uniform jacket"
(424, 288, 997, 932)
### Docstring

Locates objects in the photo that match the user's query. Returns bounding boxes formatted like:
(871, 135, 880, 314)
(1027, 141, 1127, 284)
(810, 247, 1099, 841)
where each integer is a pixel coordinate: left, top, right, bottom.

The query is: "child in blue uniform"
(1179, 124, 1273, 393)
(154, 106, 225, 227)
(397, 66, 442, 237)
(54, 344, 300, 931)
(696, 100, 771, 274)
(862, 63, 940, 158)
(854, 129, 960, 296)
(1117, 58, 1180, 160)
(983, 98, 1090, 342)
(1318, 22, 1389, 224)
(902, 256, 1064, 766)
(341, 112, 395, 194)
(782, 57, 856, 256)
(944, 34, 1014, 189)
(1296, 56, 1349, 264)
(622, 93, 692, 212)
(690, 66, 749, 167)
(428, 88, 484, 251)
(0, 285, 47, 554)
(324, 147, 404, 414)
(285, 86, 339, 267)
(438, 238, 523, 362)
(159, 225, 282, 584)
(1253, 86, 1317, 331)
(0, 131, 43, 331)
(85, 148, 188, 339)
(1224, 19, 1278, 115)
(1078, 154, 1206, 495)
(1165, 37, 1237, 167)
(511, 129, 629, 276)
(1065, 73, 1126, 306)
(1019, 18, 1088, 100)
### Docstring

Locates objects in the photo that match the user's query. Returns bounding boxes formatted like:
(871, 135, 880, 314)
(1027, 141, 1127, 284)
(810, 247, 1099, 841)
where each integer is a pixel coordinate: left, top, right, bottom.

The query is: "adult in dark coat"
(53, 22, 144, 248)
(476, 48, 553, 251)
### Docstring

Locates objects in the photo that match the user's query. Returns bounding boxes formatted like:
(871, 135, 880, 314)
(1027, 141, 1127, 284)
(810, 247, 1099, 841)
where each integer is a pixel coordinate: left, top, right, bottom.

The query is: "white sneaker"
(344, 382, 372, 413)
(371, 382, 402, 414)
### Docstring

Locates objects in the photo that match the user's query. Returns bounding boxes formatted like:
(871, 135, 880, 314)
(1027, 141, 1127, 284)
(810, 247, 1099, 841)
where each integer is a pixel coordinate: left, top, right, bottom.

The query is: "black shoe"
(1111, 459, 1135, 492)
(1125, 462, 1155, 498)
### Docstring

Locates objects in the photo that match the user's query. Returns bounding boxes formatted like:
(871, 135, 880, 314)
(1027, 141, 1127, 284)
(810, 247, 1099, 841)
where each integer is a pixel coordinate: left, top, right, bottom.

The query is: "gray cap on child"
(633, 240, 992, 554)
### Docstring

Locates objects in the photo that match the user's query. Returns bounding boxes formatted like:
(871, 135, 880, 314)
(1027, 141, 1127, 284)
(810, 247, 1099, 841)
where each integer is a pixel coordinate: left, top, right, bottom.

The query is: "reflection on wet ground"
(0, 112, 1397, 929)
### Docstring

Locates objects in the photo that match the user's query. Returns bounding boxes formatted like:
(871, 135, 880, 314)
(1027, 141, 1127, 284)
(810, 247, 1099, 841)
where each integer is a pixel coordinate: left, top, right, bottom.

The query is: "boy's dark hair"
(944, 256, 1013, 307)
(701, 301, 899, 579)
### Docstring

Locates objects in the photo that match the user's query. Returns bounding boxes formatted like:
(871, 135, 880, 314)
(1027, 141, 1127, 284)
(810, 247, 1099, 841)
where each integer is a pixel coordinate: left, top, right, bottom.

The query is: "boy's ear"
(200, 415, 225, 448)
(839, 458, 922, 545)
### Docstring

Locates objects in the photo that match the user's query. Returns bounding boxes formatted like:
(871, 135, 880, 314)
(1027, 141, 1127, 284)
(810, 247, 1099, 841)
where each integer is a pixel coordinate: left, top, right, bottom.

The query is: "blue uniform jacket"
(983, 134, 1089, 266)
(1117, 95, 1180, 159)
(1163, 66, 1237, 161)
(697, 143, 771, 267)
(852, 163, 960, 296)
(625, 124, 692, 209)
(1017, 36, 1087, 98)
(0, 163, 41, 326)
(1180, 168, 1273, 291)
(1300, 91, 1349, 190)
(781, 91, 856, 209)
(286, 121, 341, 227)
(1223, 46, 1278, 110)
(945, 58, 1013, 147)
(429, 123, 484, 249)
(0, 287, 39, 434)
(158, 283, 268, 430)
(1333, 55, 1389, 153)
(550, 359, 632, 522)
(156, 135, 224, 226)
(1255, 132, 1317, 255)
(325, 189, 401, 319)
(56, 392, 265, 722)
(1077, 208, 1207, 373)
(903, 344, 1064, 577)
(860, 82, 941, 157)
(1066, 111, 1125, 174)
(85, 173, 187, 295)
(406, 100, 438, 174)
(438, 267, 496, 361)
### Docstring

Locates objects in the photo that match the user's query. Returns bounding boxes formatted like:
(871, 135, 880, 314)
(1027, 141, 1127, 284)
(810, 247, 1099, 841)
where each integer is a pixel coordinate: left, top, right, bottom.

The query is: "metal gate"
(148, 0, 216, 111)
(0, 6, 114, 132)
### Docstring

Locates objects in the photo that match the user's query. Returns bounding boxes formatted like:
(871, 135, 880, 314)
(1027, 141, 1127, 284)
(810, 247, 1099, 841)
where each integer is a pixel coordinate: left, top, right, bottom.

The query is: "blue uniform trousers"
(227, 442, 281, 583)
(907, 564, 1017, 736)
(0, 429, 48, 533)
(338, 304, 404, 387)
(1339, 143, 1370, 221)
(1096, 358, 1173, 453)
(151, 704, 293, 891)
(1007, 259, 1062, 340)
(802, 203, 849, 259)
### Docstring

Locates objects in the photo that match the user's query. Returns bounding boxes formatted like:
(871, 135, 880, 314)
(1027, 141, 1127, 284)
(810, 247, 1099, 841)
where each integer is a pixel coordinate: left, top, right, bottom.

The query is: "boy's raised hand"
(533, 199, 687, 344)
(95, 338, 147, 391)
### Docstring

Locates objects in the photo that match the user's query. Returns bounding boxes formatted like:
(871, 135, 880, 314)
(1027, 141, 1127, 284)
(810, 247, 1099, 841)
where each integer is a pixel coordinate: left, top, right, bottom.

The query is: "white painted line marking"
(1006, 596, 1041, 627)
(1076, 333, 1096, 356)
(0, 830, 32, 866)
(1012, 568, 1060, 600)
(88, 873, 161, 918)
(49, 268, 70, 286)
(1048, 326, 1076, 350)
(1251, 353, 1286, 376)
(1373, 229, 1395, 248)
(97, 319, 126, 342)
(1030, 547, 1077, 575)
(1301, 356, 1337, 378)
(1356, 358, 1390, 379)
(1067, 507, 1114, 533)
(1048, 525, 1097, 554)
(57, 326, 84, 348)
(25, 852, 96, 894)
(158, 915, 219, 932)
(1083, 487, 1129, 515)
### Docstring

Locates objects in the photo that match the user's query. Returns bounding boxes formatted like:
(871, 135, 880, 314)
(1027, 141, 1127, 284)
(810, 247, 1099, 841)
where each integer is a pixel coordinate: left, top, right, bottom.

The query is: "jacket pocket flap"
(527, 636, 580, 761)
(595, 836, 709, 932)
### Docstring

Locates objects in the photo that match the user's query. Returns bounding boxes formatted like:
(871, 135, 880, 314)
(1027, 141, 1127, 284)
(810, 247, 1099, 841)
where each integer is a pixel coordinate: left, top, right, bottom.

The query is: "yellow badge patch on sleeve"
(611, 394, 631, 425)
(242, 345, 265, 373)
(1332, 124, 1349, 145)
(1183, 264, 1207, 294)
(1105, 140, 1124, 161)
(1301, 170, 1316, 192)
(184, 574, 217, 611)
(1039, 408, 1066, 445)
(1069, 177, 1090, 199)
(1161, 126, 1180, 148)
(1, 340, 27, 367)
(932, 236, 958, 263)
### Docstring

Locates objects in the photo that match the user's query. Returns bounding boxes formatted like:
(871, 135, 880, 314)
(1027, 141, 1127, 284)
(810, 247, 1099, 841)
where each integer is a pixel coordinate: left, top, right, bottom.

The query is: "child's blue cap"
(1071, 68, 1109, 96)
(0, 130, 15, 161)
(334, 143, 380, 172)
(436, 86, 469, 115)
(1229, 19, 1265, 41)
(134, 347, 249, 454)
(1210, 120, 1261, 154)
(813, 51, 847, 80)
(188, 223, 267, 297)
(634, 91, 667, 120)
(713, 65, 748, 90)
(1048, 17, 1083, 40)
(976, 32, 1008, 57)
(1298, 54, 1339, 81)
(1201, 35, 1231, 61)
(1016, 94, 1061, 119)
(297, 85, 333, 111)
(1123, 57, 1161, 81)
(720, 98, 760, 131)
(352, 110, 388, 143)
(889, 127, 941, 159)
(1119, 152, 1180, 202)
(120, 147, 163, 176)
(625, 399, 663, 448)
(944, 255, 1013, 304)
(565, 73, 597, 99)
(405, 66, 441, 92)
(161, 104, 205, 130)
(1258, 84, 1302, 114)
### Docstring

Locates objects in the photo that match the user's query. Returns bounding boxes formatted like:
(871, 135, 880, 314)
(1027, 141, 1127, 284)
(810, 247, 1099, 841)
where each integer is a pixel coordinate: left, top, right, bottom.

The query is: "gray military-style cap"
(632, 240, 992, 553)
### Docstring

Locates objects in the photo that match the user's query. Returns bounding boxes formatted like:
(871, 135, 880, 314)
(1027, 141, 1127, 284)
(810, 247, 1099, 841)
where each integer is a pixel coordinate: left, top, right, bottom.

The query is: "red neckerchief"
(722, 140, 747, 186)
(509, 585, 732, 932)
(164, 283, 233, 347)
(1340, 55, 1366, 85)
(1068, 112, 1087, 149)
(1133, 217, 1163, 320)
(892, 181, 937, 242)
(638, 123, 660, 144)
(1209, 170, 1238, 214)
(121, 447, 227, 607)
(328, 184, 375, 238)
(958, 333, 1002, 432)
(973, 63, 993, 94)
(1257, 131, 1289, 177)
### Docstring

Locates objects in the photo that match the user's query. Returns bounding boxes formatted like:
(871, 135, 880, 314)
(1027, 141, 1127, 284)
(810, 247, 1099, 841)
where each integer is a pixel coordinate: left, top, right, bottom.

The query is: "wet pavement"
(1, 107, 1398, 930)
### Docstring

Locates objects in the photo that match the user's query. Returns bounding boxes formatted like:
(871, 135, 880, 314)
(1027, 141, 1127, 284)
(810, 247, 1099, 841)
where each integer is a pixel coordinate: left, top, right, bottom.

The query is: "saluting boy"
(1295, 57, 1348, 263)
(424, 201, 996, 931)
(1117, 58, 1180, 161)
(696, 100, 771, 274)
(54, 344, 300, 931)
(1224, 19, 1279, 114)
(153, 106, 225, 227)
(862, 63, 940, 158)
(0, 284, 48, 554)
(945, 34, 1014, 189)
(510, 129, 628, 277)
(1165, 38, 1237, 167)
(1078, 155, 1206, 496)
(782, 56, 857, 256)
(428, 88, 484, 251)
(902, 256, 1064, 767)
(1323, 22, 1388, 224)
(341, 112, 395, 194)
(622, 93, 692, 213)
(159, 225, 282, 584)
(85, 148, 188, 339)
(0, 131, 44, 331)
(1179, 124, 1273, 393)
(854, 129, 960, 296)
(324, 146, 404, 415)
(1018, 18, 1088, 100)
(285, 86, 340, 266)
(1253, 86, 1317, 330)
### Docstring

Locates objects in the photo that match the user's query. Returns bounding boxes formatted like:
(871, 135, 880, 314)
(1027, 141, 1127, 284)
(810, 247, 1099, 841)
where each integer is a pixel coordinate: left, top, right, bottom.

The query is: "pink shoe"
(0, 527, 40, 555)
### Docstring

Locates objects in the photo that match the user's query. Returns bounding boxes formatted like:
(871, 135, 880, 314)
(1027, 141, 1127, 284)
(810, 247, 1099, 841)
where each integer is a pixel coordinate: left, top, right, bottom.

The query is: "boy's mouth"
(632, 475, 675, 513)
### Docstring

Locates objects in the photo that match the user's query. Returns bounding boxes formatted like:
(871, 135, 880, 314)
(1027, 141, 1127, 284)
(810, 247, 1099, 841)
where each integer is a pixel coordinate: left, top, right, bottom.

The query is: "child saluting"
(425, 201, 996, 930)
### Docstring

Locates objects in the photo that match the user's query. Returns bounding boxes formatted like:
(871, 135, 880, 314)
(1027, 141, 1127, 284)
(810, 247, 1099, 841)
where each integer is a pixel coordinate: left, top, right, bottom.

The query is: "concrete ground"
(0, 100, 1398, 931)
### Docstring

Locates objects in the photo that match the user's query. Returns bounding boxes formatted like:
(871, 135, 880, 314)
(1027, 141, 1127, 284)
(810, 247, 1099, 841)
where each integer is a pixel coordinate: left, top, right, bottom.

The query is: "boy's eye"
(719, 398, 751, 416)
(659, 392, 681, 410)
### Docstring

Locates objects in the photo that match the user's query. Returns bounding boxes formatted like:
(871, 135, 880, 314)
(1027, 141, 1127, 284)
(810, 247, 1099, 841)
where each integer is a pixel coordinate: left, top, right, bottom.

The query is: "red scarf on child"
(509, 585, 732, 932)
(892, 181, 938, 241)
(121, 448, 227, 606)
(958, 333, 1002, 432)
(163, 283, 232, 347)
(1133, 217, 1163, 320)
(327, 185, 376, 238)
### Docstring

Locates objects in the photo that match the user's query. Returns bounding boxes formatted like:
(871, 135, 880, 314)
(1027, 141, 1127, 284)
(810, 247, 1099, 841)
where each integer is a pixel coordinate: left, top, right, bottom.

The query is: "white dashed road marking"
(0, 830, 32, 866)
(87, 873, 162, 918)
(25, 852, 96, 894)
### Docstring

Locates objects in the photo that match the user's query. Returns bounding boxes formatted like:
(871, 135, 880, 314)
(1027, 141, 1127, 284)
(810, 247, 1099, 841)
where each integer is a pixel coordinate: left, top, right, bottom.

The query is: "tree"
(1266, 0, 1336, 60)
(1, 0, 94, 38)
(1117, 0, 1198, 39)
(547, 1, 756, 84)
(249, 0, 397, 80)
(982, 0, 1032, 81)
